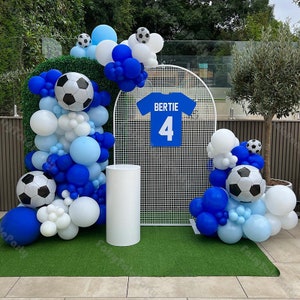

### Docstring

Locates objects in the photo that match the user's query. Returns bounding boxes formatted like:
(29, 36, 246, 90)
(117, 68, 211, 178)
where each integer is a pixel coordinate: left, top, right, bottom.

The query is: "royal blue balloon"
(45, 69, 62, 84)
(24, 151, 37, 171)
(104, 62, 117, 81)
(91, 24, 117, 45)
(101, 132, 115, 148)
(118, 79, 136, 92)
(66, 164, 89, 186)
(189, 197, 203, 218)
(209, 169, 228, 188)
(123, 58, 142, 79)
(231, 145, 249, 164)
(56, 154, 74, 171)
(196, 212, 218, 236)
(28, 76, 46, 94)
(99, 91, 111, 106)
(97, 148, 109, 163)
(202, 187, 228, 213)
(82, 181, 95, 196)
(0, 207, 40, 246)
(248, 153, 265, 169)
(96, 204, 106, 225)
(112, 44, 132, 62)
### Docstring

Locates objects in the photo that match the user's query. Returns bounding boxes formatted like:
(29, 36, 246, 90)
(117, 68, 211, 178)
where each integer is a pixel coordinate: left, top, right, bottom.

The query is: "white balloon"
(37, 206, 48, 223)
(30, 110, 58, 136)
(58, 114, 71, 131)
(128, 33, 139, 48)
(69, 196, 100, 227)
(51, 199, 69, 212)
(95, 40, 117, 66)
(56, 213, 71, 229)
(264, 185, 296, 216)
(131, 43, 151, 63)
(58, 222, 79, 240)
(210, 129, 236, 154)
(148, 33, 164, 53)
(74, 122, 91, 136)
(40, 220, 57, 237)
(280, 211, 298, 230)
(265, 213, 282, 236)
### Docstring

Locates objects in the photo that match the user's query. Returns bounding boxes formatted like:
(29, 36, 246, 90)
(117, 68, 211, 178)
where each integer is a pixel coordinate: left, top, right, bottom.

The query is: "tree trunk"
(263, 115, 273, 185)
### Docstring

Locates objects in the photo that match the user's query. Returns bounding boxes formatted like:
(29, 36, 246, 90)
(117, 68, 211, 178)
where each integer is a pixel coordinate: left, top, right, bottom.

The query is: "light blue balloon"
(100, 160, 109, 171)
(217, 220, 243, 244)
(243, 198, 266, 215)
(39, 96, 57, 111)
(31, 151, 49, 170)
(34, 134, 58, 151)
(69, 136, 100, 166)
(86, 45, 97, 59)
(91, 24, 117, 45)
(88, 162, 102, 181)
(70, 45, 86, 58)
(87, 106, 109, 127)
(243, 214, 271, 242)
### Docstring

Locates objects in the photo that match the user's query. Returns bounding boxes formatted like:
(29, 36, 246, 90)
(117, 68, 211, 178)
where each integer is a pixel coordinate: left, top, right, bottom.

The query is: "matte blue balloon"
(118, 79, 136, 92)
(39, 96, 57, 112)
(217, 220, 243, 244)
(243, 199, 266, 215)
(40, 88, 48, 97)
(34, 134, 58, 151)
(86, 45, 97, 59)
(70, 136, 101, 166)
(209, 169, 228, 188)
(91, 24, 117, 45)
(123, 58, 142, 79)
(202, 187, 228, 213)
(70, 45, 86, 58)
(56, 154, 74, 171)
(196, 212, 218, 236)
(98, 148, 109, 163)
(104, 62, 117, 81)
(101, 132, 115, 148)
(96, 204, 106, 225)
(24, 151, 37, 171)
(231, 145, 249, 164)
(112, 44, 132, 62)
(189, 197, 203, 218)
(99, 91, 111, 106)
(28, 76, 45, 94)
(45, 69, 62, 84)
(66, 164, 89, 186)
(0, 207, 40, 246)
(248, 153, 265, 169)
(243, 214, 271, 242)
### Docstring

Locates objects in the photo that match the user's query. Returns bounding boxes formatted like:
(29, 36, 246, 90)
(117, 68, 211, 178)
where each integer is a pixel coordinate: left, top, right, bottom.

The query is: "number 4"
(159, 116, 174, 141)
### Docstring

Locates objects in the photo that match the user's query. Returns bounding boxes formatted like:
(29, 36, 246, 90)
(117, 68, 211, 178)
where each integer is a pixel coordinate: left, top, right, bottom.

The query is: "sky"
(269, 0, 300, 30)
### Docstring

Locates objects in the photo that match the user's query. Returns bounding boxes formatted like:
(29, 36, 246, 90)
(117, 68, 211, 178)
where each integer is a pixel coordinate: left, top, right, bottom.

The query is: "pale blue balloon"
(100, 160, 109, 171)
(69, 136, 100, 166)
(243, 214, 271, 242)
(87, 106, 109, 127)
(86, 45, 97, 59)
(31, 151, 49, 170)
(88, 162, 102, 181)
(243, 198, 266, 215)
(217, 220, 243, 244)
(91, 24, 117, 45)
(34, 134, 58, 151)
(39, 96, 57, 111)
(70, 45, 86, 58)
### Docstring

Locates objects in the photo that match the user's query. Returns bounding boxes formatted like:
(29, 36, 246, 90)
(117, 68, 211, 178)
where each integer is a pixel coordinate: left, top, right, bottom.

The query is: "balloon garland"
(190, 128, 298, 244)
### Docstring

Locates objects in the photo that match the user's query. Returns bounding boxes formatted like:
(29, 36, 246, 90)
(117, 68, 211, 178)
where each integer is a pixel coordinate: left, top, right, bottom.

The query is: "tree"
(230, 24, 300, 185)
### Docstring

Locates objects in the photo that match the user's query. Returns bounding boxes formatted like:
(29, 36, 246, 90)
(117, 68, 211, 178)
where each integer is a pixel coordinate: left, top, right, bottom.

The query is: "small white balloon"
(58, 222, 79, 240)
(128, 33, 139, 48)
(56, 213, 71, 229)
(265, 213, 282, 236)
(131, 43, 151, 64)
(51, 199, 69, 212)
(48, 212, 58, 222)
(40, 220, 57, 237)
(37, 206, 48, 223)
(148, 33, 164, 53)
(264, 185, 296, 216)
(280, 211, 298, 230)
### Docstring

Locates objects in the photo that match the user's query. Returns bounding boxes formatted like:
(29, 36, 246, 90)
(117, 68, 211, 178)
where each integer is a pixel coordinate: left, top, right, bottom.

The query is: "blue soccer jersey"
(136, 92, 196, 146)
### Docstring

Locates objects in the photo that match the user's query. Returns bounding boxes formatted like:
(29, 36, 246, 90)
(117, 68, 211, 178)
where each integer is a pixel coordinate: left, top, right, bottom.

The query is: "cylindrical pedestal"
(106, 164, 141, 246)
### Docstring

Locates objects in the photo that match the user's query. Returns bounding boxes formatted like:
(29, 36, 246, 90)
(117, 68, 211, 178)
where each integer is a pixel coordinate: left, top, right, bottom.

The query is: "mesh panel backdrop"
(113, 65, 217, 225)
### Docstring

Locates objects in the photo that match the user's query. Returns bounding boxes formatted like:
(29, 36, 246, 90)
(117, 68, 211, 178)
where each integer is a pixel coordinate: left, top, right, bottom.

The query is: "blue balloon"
(243, 214, 271, 242)
(209, 169, 228, 188)
(231, 145, 249, 164)
(86, 45, 97, 59)
(217, 220, 243, 244)
(118, 79, 136, 92)
(45, 69, 62, 84)
(24, 151, 37, 171)
(248, 153, 265, 169)
(97, 148, 109, 163)
(112, 44, 132, 62)
(99, 91, 111, 106)
(96, 204, 106, 225)
(70, 136, 101, 166)
(56, 154, 74, 171)
(91, 24, 117, 45)
(104, 62, 117, 81)
(28, 76, 45, 94)
(123, 58, 142, 79)
(66, 164, 89, 186)
(202, 187, 228, 213)
(189, 197, 203, 218)
(39, 96, 57, 112)
(70, 45, 86, 58)
(196, 212, 218, 236)
(243, 199, 266, 215)
(34, 134, 58, 151)
(101, 132, 115, 148)
(0, 207, 40, 246)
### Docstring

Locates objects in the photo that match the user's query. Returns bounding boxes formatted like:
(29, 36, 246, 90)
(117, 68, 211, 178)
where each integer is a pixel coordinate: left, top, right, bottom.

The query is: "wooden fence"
(0, 117, 299, 211)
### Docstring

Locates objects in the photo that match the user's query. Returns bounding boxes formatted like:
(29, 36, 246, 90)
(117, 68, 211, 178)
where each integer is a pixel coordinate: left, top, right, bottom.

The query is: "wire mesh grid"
(113, 65, 217, 225)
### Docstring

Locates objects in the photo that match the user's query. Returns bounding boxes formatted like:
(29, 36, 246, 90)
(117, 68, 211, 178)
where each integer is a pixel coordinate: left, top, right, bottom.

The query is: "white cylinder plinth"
(106, 164, 141, 246)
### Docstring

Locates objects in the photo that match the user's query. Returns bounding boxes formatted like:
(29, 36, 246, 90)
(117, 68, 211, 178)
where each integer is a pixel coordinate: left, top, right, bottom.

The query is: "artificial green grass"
(0, 226, 279, 277)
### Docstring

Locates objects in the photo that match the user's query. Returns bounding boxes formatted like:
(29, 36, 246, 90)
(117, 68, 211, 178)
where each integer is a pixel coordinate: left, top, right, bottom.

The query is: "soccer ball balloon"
(226, 165, 266, 203)
(136, 27, 150, 43)
(16, 171, 56, 208)
(54, 72, 94, 111)
(77, 33, 91, 48)
(246, 139, 262, 154)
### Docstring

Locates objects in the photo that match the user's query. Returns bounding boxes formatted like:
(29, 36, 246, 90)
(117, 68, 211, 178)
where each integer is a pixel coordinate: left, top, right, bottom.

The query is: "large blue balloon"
(45, 69, 62, 84)
(112, 44, 132, 62)
(118, 79, 136, 92)
(91, 24, 117, 45)
(123, 58, 142, 79)
(231, 145, 249, 164)
(217, 220, 243, 244)
(66, 164, 89, 186)
(243, 214, 271, 242)
(189, 197, 203, 218)
(202, 187, 228, 213)
(209, 169, 228, 188)
(196, 212, 218, 236)
(0, 207, 40, 246)
(28, 76, 45, 94)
